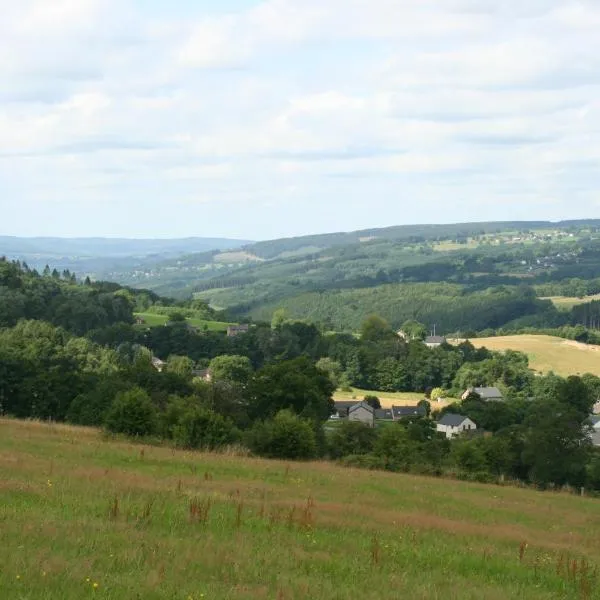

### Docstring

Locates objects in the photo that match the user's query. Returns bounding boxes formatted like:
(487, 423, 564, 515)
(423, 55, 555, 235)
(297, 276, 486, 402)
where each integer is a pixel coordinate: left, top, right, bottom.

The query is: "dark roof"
(375, 408, 394, 420)
(334, 401, 357, 410)
(425, 336, 446, 344)
(349, 402, 374, 415)
(472, 387, 503, 399)
(438, 413, 471, 427)
(392, 404, 426, 418)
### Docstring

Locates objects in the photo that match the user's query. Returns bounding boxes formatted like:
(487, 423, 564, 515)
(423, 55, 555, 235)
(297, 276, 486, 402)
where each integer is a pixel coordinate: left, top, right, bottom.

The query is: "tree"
(430, 387, 445, 402)
(105, 388, 158, 437)
(165, 355, 194, 378)
(360, 315, 394, 343)
(364, 395, 381, 409)
(271, 308, 288, 330)
(246, 410, 317, 460)
(209, 355, 253, 387)
(168, 311, 186, 323)
(315, 357, 343, 388)
(247, 357, 334, 422)
(400, 320, 427, 341)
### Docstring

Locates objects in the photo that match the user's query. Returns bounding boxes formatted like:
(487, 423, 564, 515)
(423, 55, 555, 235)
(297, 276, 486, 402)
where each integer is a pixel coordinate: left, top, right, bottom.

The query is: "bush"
(338, 454, 386, 470)
(328, 421, 377, 459)
(105, 388, 158, 437)
(246, 410, 317, 460)
(161, 396, 239, 449)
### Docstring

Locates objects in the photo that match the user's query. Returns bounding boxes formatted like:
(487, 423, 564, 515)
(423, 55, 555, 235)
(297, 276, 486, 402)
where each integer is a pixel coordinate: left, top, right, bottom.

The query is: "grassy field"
(134, 312, 232, 332)
(333, 389, 425, 409)
(542, 295, 600, 310)
(2, 419, 600, 599)
(456, 335, 600, 377)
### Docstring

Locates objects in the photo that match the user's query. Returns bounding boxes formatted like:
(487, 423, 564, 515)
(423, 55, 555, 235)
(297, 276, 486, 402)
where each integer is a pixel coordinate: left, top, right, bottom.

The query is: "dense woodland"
(3, 257, 600, 492)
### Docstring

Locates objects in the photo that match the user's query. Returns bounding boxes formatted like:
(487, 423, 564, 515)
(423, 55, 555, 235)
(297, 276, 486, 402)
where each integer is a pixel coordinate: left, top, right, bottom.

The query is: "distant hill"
(0, 236, 253, 274)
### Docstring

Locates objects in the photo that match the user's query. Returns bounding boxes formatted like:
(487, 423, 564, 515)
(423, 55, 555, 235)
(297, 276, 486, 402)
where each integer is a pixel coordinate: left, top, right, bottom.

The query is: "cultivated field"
(2, 419, 600, 599)
(458, 335, 600, 377)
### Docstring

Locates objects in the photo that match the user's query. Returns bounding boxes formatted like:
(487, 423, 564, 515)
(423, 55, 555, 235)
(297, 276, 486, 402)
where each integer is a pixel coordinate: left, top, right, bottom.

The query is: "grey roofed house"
(348, 401, 375, 427)
(438, 413, 471, 427)
(424, 335, 446, 347)
(462, 386, 504, 401)
(391, 404, 427, 419)
(375, 408, 394, 420)
(227, 324, 250, 337)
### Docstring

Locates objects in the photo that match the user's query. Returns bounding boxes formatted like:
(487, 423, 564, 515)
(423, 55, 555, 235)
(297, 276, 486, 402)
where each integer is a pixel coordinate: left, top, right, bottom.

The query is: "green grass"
(2, 419, 600, 599)
(134, 312, 232, 332)
(455, 334, 600, 377)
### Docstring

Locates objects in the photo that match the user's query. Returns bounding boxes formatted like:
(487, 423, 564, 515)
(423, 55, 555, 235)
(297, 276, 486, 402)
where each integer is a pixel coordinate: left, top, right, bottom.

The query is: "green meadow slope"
(1, 419, 600, 599)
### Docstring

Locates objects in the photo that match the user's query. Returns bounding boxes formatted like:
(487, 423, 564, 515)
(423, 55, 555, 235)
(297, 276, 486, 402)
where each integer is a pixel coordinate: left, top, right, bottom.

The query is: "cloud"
(1, 0, 600, 238)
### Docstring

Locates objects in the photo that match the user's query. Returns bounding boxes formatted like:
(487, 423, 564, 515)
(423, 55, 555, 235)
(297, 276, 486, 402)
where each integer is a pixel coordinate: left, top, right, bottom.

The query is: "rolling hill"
(2, 418, 599, 599)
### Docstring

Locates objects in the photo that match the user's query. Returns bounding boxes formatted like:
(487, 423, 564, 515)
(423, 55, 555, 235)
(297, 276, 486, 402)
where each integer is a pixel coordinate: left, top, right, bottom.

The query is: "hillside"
(464, 335, 600, 377)
(2, 418, 599, 600)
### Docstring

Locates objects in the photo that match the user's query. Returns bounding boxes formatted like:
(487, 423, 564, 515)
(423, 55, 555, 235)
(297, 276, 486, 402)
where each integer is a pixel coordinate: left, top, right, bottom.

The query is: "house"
(391, 404, 427, 420)
(333, 401, 357, 418)
(461, 387, 504, 402)
(424, 335, 446, 348)
(135, 316, 146, 325)
(192, 368, 212, 382)
(227, 324, 250, 337)
(348, 402, 375, 427)
(375, 408, 394, 420)
(593, 401, 600, 415)
(436, 413, 477, 439)
(151, 357, 166, 372)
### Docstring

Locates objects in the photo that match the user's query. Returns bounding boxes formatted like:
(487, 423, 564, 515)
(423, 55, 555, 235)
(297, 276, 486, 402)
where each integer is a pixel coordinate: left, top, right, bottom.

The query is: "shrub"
(328, 421, 377, 459)
(246, 410, 317, 460)
(105, 388, 158, 437)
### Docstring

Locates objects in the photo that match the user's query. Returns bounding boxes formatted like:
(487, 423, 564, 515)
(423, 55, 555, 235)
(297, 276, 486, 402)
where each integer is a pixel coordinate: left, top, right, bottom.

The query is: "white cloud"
(1, 0, 599, 238)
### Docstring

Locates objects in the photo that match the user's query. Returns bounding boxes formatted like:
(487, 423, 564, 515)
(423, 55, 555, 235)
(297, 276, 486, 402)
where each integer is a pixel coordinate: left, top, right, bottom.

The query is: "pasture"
(333, 388, 425, 408)
(460, 335, 600, 377)
(542, 295, 600, 311)
(2, 419, 600, 599)
(134, 312, 232, 332)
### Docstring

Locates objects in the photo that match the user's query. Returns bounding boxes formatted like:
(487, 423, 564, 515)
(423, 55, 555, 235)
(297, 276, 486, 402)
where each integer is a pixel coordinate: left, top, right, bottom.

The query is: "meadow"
(2, 419, 600, 599)
(134, 312, 232, 332)
(461, 335, 600, 377)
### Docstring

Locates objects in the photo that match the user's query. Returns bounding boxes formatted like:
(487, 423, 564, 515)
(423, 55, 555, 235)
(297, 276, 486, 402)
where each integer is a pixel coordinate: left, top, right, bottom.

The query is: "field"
(542, 295, 600, 310)
(2, 421, 600, 599)
(334, 389, 427, 409)
(459, 335, 600, 377)
(134, 312, 232, 332)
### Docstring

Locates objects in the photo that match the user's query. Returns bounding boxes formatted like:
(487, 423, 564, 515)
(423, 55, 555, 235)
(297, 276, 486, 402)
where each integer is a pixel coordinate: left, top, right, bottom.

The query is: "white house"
(151, 357, 166, 372)
(436, 413, 477, 439)
(348, 402, 375, 428)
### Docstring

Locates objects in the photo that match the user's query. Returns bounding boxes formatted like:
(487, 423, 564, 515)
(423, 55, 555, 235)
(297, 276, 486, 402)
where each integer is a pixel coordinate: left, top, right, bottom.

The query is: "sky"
(1, 0, 599, 240)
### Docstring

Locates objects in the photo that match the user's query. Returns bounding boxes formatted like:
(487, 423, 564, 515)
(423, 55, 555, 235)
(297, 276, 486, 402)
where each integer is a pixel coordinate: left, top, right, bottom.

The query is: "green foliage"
(246, 410, 317, 460)
(247, 357, 335, 422)
(165, 355, 194, 378)
(328, 421, 377, 459)
(105, 388, 158, 437)
(209, 355, 253, 386)
(360, 315, 395, 342)
(161, 397, 239, 449)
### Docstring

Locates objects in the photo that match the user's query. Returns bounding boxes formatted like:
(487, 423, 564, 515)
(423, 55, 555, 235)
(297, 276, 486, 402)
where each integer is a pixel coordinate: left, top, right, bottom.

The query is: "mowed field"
(542, 295, 600, 310)
(333, 388, 426, 409)
(458, 335, 600, 377)
(2, 420, 600, 599)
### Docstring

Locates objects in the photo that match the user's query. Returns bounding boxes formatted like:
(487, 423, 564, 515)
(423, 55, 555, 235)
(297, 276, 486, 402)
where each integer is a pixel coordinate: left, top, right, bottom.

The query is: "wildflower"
(42, 571, 47, 577)
(86, 578, 91, 583)
(47, 480, 53, 487)
(93, 582, 99, 589)
(16, 575, 21, 580)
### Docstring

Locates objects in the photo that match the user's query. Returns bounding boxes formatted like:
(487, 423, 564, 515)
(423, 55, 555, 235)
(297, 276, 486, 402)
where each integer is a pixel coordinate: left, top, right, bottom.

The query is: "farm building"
(461, 387, 504, 402)
(348, 402, 375, 427)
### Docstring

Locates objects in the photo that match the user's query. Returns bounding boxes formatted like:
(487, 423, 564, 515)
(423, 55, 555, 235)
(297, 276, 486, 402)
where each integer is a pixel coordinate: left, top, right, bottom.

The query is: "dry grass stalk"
(371, 534, 381, 567)
(519, 541, 528, 563)
(109, 496, 119, 520)
(235, 501, 244, 529)
(189, 497, 212, 524)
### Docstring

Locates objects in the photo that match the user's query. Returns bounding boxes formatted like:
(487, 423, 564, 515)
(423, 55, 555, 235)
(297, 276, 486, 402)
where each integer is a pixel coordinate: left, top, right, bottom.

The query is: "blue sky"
(1, 0, 599, 240)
